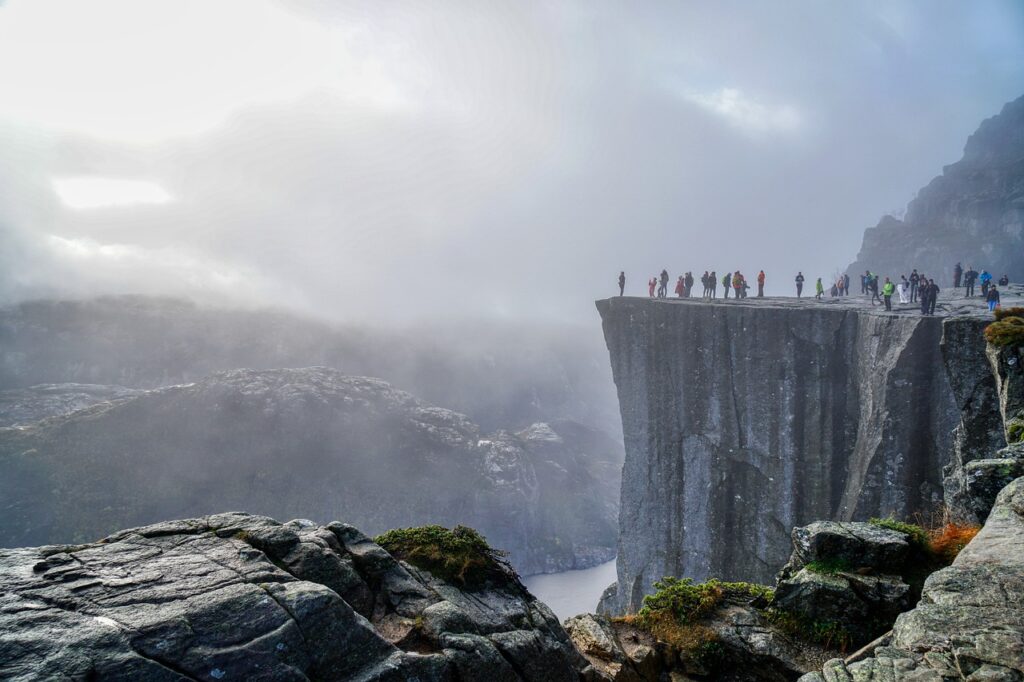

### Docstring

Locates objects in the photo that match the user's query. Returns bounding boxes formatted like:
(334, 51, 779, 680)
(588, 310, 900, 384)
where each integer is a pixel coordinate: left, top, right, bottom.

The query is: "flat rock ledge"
(0, 512, 588, 681)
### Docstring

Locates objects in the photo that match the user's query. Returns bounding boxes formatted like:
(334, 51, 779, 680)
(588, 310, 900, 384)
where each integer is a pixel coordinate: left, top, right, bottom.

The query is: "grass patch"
(929, 523, 981, 564)
(374, 525, 514, 588)
(868, 517, 930, 549)
(804, 557, 852, 575)
(1008, 418, 1024, 445)
(764, 608, 852, 652)
(984, 315, 1024, 347)
(869, 516, 980, 573)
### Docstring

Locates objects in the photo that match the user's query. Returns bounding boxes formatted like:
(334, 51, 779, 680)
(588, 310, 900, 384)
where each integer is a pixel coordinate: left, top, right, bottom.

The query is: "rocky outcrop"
(0, 383, 142, 427)
(772, 522, 915, 646)
(0, 295, 620, 436)
(0, 512, 589, 681)
(0, 368, 621, 575)
(848, 93, 1024, 283)
(798, 476, 1024, 680)
(596, 296, 989, 612)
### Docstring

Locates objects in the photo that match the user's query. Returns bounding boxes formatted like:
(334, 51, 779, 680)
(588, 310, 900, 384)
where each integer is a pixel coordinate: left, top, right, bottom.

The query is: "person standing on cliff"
(954, 262, 963, 289)
(815, 277, 824, 300)
(964, 266, 978, 296)
(843, 273, 851, 297)
(722, 271, 733, 298)
(882, 277, 895, 311)
(868, 272, 882, 305)
(710, 271, 718, 298)
(648, 277, 656, 297)
(658, 269, 669, 298)
(898, 275, 910, 304)
(700, 271, 709, 297)
(733, 271, 744, 299)
(987, 286, 1001, 311)
(684, 271, 694, 297)
(675, 275, 685, 298)
(980, 270, 992, 297)
(910, 270, 920, 302)
(795, 272, 805, 297)
(618, 271, 626, 296)
(923, 279, 940, 315)
(757, 270, 766, 297)
(919, 278, 931, 315)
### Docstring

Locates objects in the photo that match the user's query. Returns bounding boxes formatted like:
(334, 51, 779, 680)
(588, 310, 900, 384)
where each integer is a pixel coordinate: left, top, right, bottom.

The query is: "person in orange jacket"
(757, 270, 766, 297)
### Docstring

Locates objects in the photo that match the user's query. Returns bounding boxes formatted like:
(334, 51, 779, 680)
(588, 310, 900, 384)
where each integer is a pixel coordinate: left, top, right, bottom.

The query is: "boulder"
(0, 512, 588, 681)
(778, 521, 911, 581)
(798, 477, 1024, 680)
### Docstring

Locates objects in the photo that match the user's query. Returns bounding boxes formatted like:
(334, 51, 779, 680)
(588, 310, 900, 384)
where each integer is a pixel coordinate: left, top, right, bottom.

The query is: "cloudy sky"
(1, 0, 1022, 322)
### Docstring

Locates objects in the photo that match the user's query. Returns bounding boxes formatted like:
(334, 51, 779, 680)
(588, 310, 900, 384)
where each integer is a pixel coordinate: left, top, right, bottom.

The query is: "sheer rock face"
(0, 512, 588, 681)
(848, 93, 1024, 283)
(596, 297, 991, 613)
(0, 368, 620, 576)
(799, 476, 1024, 681)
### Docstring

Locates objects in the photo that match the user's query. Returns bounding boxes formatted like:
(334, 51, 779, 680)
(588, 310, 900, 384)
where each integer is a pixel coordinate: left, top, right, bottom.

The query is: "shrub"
(929, 523, 981, 564)
(984, 316, 1024, 347)
(630, 577, 771, 651)
(993, 306, 1024, 321)
(374, 525, 514, 588)
(1007, 418, 1024, 445)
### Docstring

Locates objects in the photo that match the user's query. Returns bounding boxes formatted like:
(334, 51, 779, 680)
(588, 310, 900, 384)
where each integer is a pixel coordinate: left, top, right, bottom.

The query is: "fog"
(0, 0, 1021, 324)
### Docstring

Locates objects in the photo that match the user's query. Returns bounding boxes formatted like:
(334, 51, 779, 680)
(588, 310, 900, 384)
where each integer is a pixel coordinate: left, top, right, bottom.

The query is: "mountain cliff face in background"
(0, 295, 620, 437)
(0, 368, 621, 575)
(848, 94, 1024, 282)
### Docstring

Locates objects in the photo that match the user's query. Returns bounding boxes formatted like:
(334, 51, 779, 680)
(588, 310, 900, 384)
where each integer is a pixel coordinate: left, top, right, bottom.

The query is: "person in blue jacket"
(980, 270, 993, 297)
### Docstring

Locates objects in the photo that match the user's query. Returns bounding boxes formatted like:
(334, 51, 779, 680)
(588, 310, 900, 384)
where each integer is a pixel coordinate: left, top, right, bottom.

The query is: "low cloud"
(684, 88, 802, 135)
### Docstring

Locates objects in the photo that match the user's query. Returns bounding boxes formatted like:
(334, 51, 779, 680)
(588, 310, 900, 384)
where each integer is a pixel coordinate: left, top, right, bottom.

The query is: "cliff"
(848, 93, 1024, 282)
(0, 367, 621, 575)
(596, 295, 995, 612)
(0, 512, 588, 681)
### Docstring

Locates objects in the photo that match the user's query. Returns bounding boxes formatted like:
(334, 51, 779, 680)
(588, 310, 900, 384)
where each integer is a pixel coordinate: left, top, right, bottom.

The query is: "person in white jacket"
(898, 275, 910, 304)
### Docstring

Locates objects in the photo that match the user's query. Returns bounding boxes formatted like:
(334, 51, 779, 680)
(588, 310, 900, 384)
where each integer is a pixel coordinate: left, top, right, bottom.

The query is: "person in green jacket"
(722, 271, 733, 299)
(815, 277, 824, 300)
(882, 277, 896, 311)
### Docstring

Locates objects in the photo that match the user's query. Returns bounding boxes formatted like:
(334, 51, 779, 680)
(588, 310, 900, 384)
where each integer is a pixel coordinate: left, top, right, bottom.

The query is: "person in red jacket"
(757, 270, 766, 297)
(733, 271, 744, 298)
(648, 277, 656, 297)
(675, 276, 685, 298)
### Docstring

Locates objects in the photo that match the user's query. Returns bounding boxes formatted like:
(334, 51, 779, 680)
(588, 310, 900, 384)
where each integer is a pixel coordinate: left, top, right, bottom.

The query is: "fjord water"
(524, 559, 617, 620)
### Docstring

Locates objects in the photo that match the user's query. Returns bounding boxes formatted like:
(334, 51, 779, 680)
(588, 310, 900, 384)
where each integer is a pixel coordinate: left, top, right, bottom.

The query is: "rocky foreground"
(0, 512, 587, 681)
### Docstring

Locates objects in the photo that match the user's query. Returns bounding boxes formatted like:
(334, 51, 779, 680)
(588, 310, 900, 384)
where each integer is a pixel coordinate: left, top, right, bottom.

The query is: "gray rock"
(0, 512, 590, 681)
(847, 93, 1024, 287)
(0, 383, 143, 427)
(779, 521, 911, 580)
(595, 295, 983, 612)
(0, 367, 619, 576)
(800, 476, 1024, 680)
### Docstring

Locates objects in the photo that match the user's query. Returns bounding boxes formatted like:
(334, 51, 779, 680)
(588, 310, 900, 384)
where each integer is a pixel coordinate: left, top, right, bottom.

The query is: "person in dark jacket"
(909, 270, 920, 302)
(868, 272, 881, 305)
(927, 279, 940, 315)
(685, 271, 694, 297)
(618, 271, 626, 296)
(999, 274, 1010, 286)
(987, 286, 1001, 311)
(658, 269, 669, 298)
(964, 266, 978, 296)
(710, 271, 718, 298)
(954, 262, 963, 288)
(795, 272, 805, 298)
(843, 273, 850, 296)
(701, 271, 710, 297)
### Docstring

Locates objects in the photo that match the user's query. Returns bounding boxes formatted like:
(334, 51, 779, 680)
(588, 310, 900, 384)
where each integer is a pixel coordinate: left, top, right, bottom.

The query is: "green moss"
(374, 525, 514, 588)
(804, 558, 852, 575)
(638, 577, 773, 627)
(1007, 418, 1024, 445)
(868, 517, 929, 549)
(764, 608, 852, 651)
(984, 316, 1024, 347)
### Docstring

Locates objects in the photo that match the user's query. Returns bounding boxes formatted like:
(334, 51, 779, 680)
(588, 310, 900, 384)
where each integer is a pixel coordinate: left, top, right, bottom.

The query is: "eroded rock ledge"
(0, 512, 588, 681)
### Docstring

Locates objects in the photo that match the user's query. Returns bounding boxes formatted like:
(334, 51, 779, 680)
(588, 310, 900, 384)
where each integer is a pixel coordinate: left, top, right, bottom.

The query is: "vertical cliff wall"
(597, 297, 990, 613)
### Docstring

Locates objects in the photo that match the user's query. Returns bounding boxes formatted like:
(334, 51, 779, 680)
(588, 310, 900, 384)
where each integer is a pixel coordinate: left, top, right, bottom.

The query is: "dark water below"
(523, 559, 616, 620)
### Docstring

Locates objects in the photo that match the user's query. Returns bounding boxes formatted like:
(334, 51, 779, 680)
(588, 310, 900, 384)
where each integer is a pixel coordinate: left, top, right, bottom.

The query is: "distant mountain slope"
(0, 367, 621, 575)
(0, 295, 620, 437)
(849, 93, 1024, 282)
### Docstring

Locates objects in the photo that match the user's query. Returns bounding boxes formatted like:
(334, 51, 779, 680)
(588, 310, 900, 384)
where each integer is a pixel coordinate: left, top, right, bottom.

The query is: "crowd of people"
(617, 260, 1013, 316)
